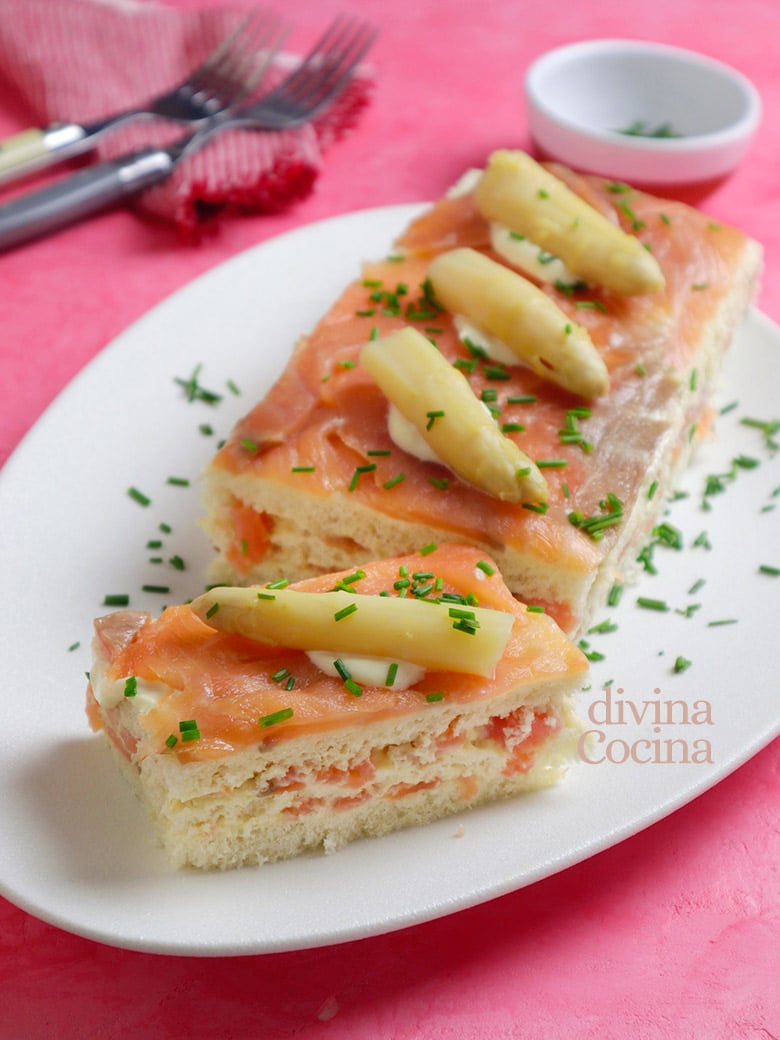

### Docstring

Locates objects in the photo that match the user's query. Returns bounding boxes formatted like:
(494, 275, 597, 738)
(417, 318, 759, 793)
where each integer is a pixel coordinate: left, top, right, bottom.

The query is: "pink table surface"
(1, 0, 778, 1036)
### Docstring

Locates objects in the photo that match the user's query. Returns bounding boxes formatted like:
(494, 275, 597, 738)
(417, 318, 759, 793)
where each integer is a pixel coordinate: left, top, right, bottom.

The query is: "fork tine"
(267, 17, 376, 115)
(188, 10, 287, 104)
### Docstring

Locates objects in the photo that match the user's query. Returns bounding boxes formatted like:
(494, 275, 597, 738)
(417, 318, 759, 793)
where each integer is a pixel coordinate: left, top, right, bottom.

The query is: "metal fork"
(0, 17, 376, 252)
(0, 9, 287, 187)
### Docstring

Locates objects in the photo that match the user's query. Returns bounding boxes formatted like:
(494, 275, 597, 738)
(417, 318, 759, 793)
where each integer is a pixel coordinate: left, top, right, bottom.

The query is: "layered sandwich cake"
(200, 150, 762, 635)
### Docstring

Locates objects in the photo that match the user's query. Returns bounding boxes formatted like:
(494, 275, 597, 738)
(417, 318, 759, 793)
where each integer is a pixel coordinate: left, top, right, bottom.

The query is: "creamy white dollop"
(445, 167, 483, 198)
(452, 315, 517, 366)
(387, 394, 496, 469)
(387, 404, 440, 463)
(305, 651, 425, 691)
(93, 659, 170, 711)
(489, 223, 581, 287)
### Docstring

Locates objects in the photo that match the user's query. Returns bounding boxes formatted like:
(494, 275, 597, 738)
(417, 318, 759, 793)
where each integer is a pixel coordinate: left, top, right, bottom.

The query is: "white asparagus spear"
(474, 149, 665, 296)
(360, 327, 548, 503)
(190, 585, 514, 678)
(427, 247, 609, 399)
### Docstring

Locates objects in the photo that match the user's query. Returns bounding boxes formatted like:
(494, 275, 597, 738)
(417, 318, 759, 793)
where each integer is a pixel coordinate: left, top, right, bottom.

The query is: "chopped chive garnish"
(291, 465, 316, 473)
(266, 578, 290, 590)
(256, 591, 276, 601)
(673, 656, 692, 674)
(271, 668, 290, 682)
(385, 662, 399, 687)
(428, 476, 449, 490)
(68, 641, 80, 652)
(159, 522, 172, 534)
(426, 410, 445, 430)
(383, 472, 406, 489)
(241, 437, 259, 453)
(344, 679, 363, 697)
(168, 555, 185, 571)
(334, 603, 358, 622)
(508, 394, 536, 404)
(142, 584, 169, 594)
(452, 619, 479, 635)
(759, 564, 780, 576)
(636, 597, 669, 612)
(147, 539, 163, 549)
(523, 501, 549, 514)
(259, 707, 294, 728)
(733, 454, 760, 470)
(226, 379, 240, 396)
(536, 459, 567, 469)
(205, 601, 220, 619)
(647, 480, 658, 500)
(349, 463, 377, 491)
(707, 618, 738, 627)
(476, 559, 495, 576)
(124, 676, 137, 698)
(453, 357, 478, 374)
(175, 365, 222, 405)
(179, 719, 198, 731)
(333, 659, 351, 682)
(688, 578, 706, 595)
(128, 487, 151, 507)
(575, 299, 608, 313)
(635, 363, 647, 376)
(483, 365, 511, 381)
(167, 476, 190, 487)
(652, 522, 683, 550)
(420, 542, 437, 556)
(426, 692, 444, 703)
(526, 604, 545, 613)
(412, 582, 434, 598)
(165, 734, 178, 748)
(340, 570, 366, 586)
(103, 594, 129, 607)
(199, 423, 214, 436)
(588, 619, 618, 634)
(580, 646, 605, 662)
(367, 449, 391, 457)
(607, 583, 623, 607)
(501, 422, 525, 433)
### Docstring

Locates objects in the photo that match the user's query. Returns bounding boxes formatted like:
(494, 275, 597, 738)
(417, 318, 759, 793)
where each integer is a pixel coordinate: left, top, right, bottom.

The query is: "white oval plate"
(1, 204, 778, 955)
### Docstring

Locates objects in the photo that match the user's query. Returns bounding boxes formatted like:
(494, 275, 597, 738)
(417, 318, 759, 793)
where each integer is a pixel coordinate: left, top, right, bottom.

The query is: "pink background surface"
(1, 0, 778, 1036)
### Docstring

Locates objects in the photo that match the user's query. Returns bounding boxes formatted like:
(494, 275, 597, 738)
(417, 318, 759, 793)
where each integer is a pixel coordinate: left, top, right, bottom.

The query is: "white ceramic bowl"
(525, 39, 761, 186)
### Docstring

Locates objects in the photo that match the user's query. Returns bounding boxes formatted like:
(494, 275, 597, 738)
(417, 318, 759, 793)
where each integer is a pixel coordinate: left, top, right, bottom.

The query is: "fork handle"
(0, 124, 92, 186)
(0, 147, 174, 252)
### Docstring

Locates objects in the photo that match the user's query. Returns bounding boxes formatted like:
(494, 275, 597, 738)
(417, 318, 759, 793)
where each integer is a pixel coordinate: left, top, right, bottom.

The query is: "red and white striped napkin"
(0, 0, 374, 236)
